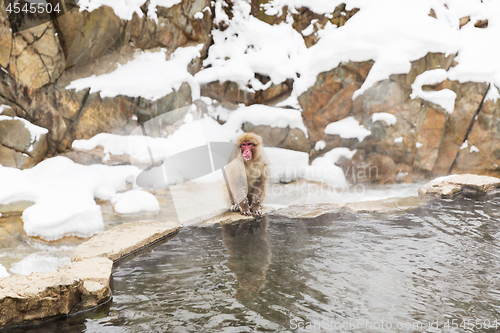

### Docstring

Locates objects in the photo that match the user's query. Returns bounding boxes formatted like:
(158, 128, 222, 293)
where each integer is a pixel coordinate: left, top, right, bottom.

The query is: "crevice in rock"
(0, 142, 34, 157)
(56, 88, 91, 150)
(448, 83, 490, 174)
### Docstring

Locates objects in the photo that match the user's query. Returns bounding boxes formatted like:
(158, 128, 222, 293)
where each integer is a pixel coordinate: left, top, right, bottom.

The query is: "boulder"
(0, 115, 48, 168)
(243, 123, 289, 147)
(7, 22, 65, 89)
(418, 174, 500, 198)
(0, 257, 112, 327)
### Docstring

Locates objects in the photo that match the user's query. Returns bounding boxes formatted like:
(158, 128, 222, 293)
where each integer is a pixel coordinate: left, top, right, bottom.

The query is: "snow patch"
(372, 112, 397, 126)
(416, 142, 423, 148)
(9, 253, 71, 276)
(111, 190, 160, 214)
(410, 69, 457, 114)
(304, 148, 355, 188)
(460, 140, 468, 149)
(324, 116, 371, 142)
(315, 140, 326, 150)
(0, 105, 11, 114)
(470, 145, 480, 153)
(394, 137, 403, 143)
(77, 0, 182, 21)
(265, 147, 309, 183)
(0, 264, 9, 278)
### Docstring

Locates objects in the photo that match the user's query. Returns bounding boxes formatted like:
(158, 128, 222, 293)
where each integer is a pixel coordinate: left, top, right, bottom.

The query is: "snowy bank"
(0, 157, 139, 240)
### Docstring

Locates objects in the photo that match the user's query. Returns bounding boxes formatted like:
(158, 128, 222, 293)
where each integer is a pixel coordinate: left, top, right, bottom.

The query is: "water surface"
(8, 195, 500, 332)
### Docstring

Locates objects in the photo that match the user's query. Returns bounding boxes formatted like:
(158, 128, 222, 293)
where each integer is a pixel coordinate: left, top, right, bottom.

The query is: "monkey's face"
(240, 142, 254, 161)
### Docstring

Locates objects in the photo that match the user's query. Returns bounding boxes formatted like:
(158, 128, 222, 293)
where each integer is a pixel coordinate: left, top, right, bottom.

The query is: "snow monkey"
(224, 133, 269, 216)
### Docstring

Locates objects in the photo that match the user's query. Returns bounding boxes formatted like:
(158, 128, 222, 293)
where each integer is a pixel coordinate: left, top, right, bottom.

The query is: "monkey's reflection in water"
(222, 217, 271, 300)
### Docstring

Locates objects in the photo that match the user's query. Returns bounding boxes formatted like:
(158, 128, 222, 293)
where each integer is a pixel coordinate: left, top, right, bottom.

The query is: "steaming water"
(12, 195, 500, 333)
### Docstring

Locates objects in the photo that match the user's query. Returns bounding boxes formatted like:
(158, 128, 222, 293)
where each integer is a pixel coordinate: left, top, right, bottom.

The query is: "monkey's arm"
(248, 177, 265, 216)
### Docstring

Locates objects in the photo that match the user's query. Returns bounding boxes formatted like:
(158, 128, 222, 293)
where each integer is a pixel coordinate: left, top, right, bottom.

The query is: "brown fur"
(224, 133, 269, 216)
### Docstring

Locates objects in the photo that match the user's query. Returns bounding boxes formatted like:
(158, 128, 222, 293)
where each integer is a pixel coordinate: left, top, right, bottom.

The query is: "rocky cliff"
(0, 0, 498, 183)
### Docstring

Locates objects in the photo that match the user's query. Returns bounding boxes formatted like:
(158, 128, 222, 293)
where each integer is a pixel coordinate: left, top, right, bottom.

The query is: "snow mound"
(22, 204, 104, 241)
(112, 190, 160, 214)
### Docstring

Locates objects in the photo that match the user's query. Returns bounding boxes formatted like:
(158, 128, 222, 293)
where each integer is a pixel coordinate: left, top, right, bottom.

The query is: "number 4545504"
(444, 319, 499, 329)
(6, 2, 61, 14)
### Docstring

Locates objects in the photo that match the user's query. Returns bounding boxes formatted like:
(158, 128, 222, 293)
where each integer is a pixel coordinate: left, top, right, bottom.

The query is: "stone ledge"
(418, 174, 500, 198)
(200, 207, 275, 225)
(0, 220, 182, 328)
(0, 257, 112, 327)
(271, 197, 425, 219)
(71, 220, 182, 262)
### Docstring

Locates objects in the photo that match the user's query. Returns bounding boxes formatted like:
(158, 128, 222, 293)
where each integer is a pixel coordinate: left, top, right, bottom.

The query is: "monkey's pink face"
(240, 142, 254, 161)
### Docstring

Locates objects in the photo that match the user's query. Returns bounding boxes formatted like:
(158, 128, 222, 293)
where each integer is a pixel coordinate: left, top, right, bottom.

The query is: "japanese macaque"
(223, 133, 269, 216)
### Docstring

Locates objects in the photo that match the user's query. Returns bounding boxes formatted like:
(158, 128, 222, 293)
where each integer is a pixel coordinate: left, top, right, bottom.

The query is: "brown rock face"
(299, 61, 374, 141)
(124, 0, 213, 55)
(7, 22, 66, 89)
(413, 106, 447, 171)
(432, 82, 489, 175)
(453, 94, 500, 177)
(241, 123, 310, 152)
(55, 6, 124, 68)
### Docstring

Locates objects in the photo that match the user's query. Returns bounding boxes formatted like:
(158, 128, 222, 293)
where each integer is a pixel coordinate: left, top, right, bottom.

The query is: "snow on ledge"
(410, 69, 457, 114)
(66, 46, 203, 101)
(324, 116, 371, 142)
(223, 104, 308, 136)
(372, 112, 397, 126)
(77, 0, 182, 21)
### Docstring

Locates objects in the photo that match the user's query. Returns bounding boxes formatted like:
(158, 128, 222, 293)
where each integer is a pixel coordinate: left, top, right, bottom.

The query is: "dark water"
(9, 196, 500, 332)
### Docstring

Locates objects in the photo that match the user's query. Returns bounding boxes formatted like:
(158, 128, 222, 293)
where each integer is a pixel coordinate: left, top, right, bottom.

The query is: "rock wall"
(0, 0, 211, 164)
(0, 1, 498, 182)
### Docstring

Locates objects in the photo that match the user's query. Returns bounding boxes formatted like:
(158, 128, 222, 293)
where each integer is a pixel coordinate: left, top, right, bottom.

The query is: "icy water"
(8, 195, 500, 333)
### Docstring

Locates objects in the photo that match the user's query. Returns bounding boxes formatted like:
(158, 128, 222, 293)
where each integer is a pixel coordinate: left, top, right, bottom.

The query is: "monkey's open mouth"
(243, 156, 251, 161)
